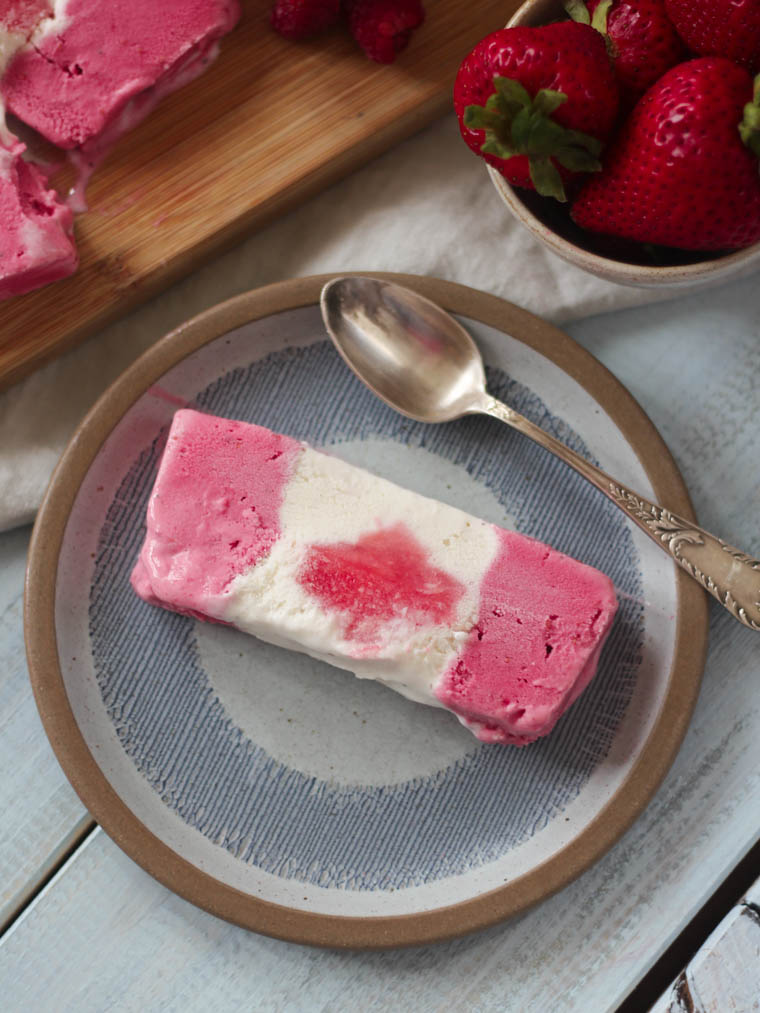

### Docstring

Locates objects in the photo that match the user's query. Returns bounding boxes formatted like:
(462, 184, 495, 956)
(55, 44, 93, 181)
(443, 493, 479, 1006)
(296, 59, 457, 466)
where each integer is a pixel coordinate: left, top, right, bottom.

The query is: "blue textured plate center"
(89, 341, 643, 892)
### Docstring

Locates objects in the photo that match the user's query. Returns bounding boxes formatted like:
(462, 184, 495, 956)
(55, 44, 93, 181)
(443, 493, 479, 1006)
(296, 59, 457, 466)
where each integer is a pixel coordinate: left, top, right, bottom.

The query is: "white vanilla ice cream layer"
(222, 447, 501, 706)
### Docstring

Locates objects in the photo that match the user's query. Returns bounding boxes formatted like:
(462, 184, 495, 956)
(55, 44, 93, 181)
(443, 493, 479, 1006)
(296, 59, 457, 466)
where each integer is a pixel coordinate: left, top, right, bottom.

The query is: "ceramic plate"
(25, 274, 707, 948)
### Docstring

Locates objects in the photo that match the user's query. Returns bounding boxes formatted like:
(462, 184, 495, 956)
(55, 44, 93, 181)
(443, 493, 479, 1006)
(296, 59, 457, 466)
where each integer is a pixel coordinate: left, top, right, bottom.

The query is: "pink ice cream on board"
(0, 2, 76, 297)
(1, 0, 242, 151)
(132, 410, 618, 746)
(0, 0, 240, 297)
(0, 136, 77, 298)
(0, 0, 50, 39)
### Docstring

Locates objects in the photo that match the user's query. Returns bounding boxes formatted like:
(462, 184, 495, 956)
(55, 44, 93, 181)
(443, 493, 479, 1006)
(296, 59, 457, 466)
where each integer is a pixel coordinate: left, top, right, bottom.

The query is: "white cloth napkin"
(0, 115, 742, 532)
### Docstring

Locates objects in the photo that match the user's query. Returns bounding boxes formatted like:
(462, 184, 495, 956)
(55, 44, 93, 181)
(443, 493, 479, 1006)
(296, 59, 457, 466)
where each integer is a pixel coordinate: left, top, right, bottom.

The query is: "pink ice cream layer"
(131, 411, 300, 621)
(0, 0, 50, 37)
(435, 529, 616, 745)
(132, 410, 618, 747)
(0, 137, 77, 299)
(1, 0, 241, 150)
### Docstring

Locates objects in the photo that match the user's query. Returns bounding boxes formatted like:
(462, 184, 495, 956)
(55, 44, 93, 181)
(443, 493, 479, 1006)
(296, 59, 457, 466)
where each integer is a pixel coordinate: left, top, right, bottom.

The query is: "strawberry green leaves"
(463, 77, 603, 201)
(453, 23, 619, 197)
(739, 74, 760, 159)
(564, 0, 613, 35)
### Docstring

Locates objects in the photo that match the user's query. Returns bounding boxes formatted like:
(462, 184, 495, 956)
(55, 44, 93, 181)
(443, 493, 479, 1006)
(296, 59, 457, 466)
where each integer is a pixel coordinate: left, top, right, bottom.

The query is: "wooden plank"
(0, 526, 91, 931)
(651, 877, 760, 1013)
(0, 0, 518, 389)
(618, 836, 760, 1012)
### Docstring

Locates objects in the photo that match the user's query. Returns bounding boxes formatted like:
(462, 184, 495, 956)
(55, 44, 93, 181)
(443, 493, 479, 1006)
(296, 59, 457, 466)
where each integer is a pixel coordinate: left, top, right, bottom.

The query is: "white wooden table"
(653, 877, 760, 1012)
(1, 270, 759, 1010)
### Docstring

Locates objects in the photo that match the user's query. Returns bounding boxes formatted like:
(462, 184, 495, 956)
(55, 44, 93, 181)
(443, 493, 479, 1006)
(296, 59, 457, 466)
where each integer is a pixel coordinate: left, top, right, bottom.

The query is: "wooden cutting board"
(0, 0, 520, 389)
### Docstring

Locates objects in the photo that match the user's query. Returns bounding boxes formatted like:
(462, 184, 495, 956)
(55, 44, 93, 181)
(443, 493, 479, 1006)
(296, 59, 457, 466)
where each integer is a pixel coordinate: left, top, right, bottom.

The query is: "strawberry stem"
(739, 74, 760, 159)
(463, 76, 603, 202)
(563, 0, 589, 24)
(590, 0, 613, 35)
(563, 0, 612, 32)
(564, 0, 614, 57)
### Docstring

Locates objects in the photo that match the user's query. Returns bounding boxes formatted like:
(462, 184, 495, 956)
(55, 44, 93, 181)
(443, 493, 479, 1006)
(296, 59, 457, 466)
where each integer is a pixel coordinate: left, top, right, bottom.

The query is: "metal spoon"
(320, 275, 760, 632)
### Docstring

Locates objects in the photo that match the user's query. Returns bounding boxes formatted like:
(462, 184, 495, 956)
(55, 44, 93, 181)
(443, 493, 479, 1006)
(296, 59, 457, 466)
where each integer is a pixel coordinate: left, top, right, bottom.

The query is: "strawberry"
(665, 0, 760, 75)
(453, 23, 619, 202)
(345, 0, 425, 63)
(572, 58, 760, 250)
(565, 0, 686, 105)
(271, 0, 340, 39)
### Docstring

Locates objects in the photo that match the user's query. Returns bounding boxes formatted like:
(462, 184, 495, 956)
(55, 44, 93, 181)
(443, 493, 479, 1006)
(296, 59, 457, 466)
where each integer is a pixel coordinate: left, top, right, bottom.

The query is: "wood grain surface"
(652, 877, 760, 1013)
(0, 0, 516, 389)
(0, 527, 89, 932)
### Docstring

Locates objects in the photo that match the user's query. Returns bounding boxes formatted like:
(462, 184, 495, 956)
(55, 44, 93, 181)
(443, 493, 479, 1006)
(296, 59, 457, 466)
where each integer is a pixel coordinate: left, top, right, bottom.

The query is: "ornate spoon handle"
(483, 398, 760, 632)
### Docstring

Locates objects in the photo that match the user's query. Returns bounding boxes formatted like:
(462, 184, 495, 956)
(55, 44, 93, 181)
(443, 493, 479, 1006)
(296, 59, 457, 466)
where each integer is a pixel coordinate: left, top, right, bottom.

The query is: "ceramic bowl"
(487, 0, 760, 287)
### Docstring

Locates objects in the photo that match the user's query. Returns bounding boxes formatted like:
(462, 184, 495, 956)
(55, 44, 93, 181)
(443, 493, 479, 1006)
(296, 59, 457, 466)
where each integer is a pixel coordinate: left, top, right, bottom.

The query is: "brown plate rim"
(24, 272, 708, 949)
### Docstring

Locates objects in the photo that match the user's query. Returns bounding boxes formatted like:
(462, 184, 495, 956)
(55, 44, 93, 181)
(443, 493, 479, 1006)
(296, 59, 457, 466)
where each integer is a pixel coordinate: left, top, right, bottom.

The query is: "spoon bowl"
(320, 275, 760, 632)
(320, 276, 487, 423)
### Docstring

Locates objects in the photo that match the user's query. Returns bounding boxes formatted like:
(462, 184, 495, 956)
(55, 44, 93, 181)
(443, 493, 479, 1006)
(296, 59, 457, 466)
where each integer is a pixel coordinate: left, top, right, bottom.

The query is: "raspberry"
(270, 0, 340, 40)
(345, 0, 425, 63)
